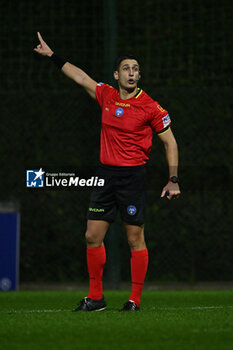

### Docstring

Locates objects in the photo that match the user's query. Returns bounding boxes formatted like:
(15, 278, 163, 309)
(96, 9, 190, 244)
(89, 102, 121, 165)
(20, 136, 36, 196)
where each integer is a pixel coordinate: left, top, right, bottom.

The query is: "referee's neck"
(119, 86, 138, 100)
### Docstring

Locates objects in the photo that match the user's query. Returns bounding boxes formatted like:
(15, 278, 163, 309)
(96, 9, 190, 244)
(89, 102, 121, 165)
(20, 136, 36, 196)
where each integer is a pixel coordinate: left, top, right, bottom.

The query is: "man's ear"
(114, 70, 119, 80)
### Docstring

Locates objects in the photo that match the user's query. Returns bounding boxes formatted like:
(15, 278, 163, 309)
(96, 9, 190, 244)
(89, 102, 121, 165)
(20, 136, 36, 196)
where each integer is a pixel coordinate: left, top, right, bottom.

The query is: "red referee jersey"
(95, 83, 171, 166)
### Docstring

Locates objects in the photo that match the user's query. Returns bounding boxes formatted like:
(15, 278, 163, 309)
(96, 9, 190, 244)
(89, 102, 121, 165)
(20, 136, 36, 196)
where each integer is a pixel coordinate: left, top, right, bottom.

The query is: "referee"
(34, 32, 181, 312)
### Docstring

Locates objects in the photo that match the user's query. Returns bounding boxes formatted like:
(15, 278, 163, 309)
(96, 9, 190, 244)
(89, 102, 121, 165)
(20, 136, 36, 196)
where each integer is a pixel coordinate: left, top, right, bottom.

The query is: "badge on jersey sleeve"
(115, 107, 124, 117)
(162, 114, 171, 128)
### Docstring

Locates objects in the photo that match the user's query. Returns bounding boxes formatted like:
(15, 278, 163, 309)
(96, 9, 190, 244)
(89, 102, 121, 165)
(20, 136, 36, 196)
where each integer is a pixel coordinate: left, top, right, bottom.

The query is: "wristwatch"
(169, 176, 179, 183)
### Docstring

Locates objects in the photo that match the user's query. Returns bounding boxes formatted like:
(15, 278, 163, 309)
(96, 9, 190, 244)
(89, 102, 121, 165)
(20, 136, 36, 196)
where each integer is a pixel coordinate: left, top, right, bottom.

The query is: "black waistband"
(99, 163, 146, 172)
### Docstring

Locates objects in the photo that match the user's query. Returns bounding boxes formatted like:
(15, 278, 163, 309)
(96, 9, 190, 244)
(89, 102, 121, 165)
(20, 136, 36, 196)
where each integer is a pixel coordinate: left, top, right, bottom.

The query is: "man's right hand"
(33, 32, 97, 99)
(34, 32, 54, 57)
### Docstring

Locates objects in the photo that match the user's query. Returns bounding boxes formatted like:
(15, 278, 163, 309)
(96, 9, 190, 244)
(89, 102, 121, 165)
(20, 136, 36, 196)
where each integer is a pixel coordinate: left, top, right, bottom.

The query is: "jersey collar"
(116, 87, 143, 101)
(134, 88, 143, 98)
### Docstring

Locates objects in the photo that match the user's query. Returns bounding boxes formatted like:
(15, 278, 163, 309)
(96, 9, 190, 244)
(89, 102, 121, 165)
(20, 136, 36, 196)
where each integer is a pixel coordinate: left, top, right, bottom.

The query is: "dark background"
(0, 0, 232, 284)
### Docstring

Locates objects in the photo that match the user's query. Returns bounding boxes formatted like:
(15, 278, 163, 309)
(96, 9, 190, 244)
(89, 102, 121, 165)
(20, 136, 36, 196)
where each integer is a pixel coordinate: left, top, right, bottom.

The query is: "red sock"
(129, 249, 149, 306)
(87, 245, 106, 300)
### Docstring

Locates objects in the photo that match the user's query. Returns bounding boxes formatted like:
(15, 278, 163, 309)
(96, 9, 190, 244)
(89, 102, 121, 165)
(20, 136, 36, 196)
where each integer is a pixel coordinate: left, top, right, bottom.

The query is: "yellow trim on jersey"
(135, 89, 143, 98)
(157, 127, 170, 135)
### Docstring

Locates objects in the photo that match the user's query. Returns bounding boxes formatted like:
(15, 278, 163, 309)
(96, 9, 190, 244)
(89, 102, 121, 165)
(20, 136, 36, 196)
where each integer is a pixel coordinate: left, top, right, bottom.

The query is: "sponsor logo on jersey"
(157, 104, 165, 112)
(115, 102, 131, 107)
(115, 107, 124, 117)
(127, 205, 137, 216)
(162, 114, 171, 128)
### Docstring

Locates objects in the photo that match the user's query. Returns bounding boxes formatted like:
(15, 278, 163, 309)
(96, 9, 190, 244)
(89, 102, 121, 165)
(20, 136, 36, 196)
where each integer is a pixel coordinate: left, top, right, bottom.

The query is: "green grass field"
(0, 290, 232, 350)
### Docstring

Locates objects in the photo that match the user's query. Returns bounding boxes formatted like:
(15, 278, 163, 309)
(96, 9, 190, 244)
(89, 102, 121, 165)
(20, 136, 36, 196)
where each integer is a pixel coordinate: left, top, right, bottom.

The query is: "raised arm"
(34, 32, 97, 99)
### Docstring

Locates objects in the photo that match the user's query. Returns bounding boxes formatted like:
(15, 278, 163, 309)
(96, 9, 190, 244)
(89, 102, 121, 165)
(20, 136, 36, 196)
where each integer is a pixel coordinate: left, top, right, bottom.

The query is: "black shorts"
(87, 164, 146, 226)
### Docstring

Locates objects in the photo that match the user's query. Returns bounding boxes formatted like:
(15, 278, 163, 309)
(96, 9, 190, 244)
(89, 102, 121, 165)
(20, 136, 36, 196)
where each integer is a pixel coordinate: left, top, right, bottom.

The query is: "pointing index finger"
(37, 32, 43, 43)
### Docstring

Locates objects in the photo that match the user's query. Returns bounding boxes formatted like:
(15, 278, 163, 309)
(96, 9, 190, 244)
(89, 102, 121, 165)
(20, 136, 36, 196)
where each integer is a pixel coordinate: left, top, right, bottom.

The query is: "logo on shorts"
(26, 168, 45, 187)
(127, 205, 137, 216)
(89, 208, 105, 213)
(115, 107, 124, 117)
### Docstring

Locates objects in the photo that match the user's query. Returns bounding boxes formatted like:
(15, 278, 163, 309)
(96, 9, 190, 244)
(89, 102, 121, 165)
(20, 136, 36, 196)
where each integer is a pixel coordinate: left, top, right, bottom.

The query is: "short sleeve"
(95, 83, 113, 108)
(150, 102, 171, 134)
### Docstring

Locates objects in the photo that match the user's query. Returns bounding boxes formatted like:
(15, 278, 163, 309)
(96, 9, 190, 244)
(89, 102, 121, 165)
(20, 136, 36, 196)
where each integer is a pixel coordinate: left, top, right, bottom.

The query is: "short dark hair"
(115, 55, 140, 71)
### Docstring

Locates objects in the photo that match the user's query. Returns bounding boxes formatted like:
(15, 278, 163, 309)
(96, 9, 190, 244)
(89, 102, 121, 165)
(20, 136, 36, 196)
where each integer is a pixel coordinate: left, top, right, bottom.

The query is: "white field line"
(192, 328, 233, 333)
(1, 305, 233, 314)
(1, 309, 70, 314)
(154, 305, 233, 310)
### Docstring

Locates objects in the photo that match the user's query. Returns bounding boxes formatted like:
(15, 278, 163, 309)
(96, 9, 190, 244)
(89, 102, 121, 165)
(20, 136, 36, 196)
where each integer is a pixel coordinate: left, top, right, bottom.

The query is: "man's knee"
(125, 224, 146, 250)
(128, 234, 145, 249)
(85, 220, 109, 247)
(85, 229, 97, 245)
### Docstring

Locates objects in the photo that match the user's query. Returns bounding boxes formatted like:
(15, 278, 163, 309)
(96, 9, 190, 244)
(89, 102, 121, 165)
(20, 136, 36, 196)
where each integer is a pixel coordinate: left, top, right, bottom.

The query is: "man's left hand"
(161, 182, 181, 200)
